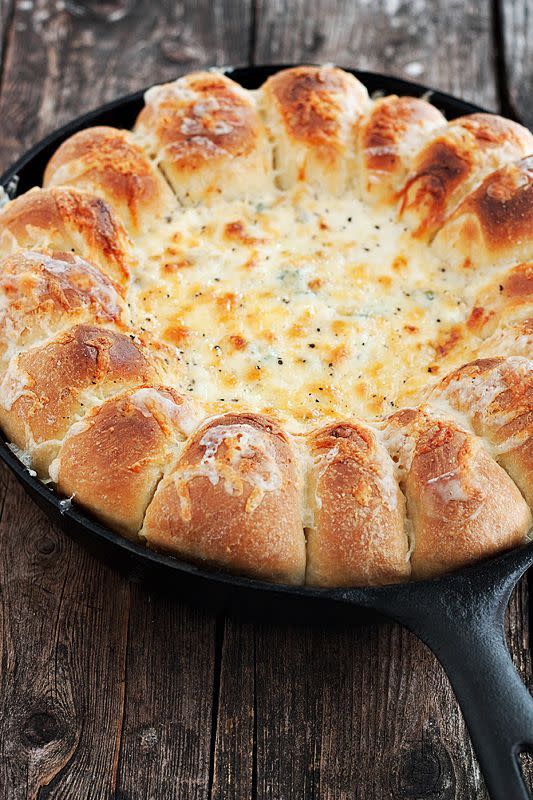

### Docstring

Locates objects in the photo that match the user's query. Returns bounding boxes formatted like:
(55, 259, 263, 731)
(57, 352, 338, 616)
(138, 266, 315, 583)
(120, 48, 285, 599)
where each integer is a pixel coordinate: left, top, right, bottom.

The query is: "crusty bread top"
(51, 385, 202, 538)
(135, 71, 272, 203)
(399, 115, 533, 239)
(43, 126, 176, 235)
(0, 249, 128, 368)
(0, 324, 167, 476)
(260, 65, 369, 193)
(357, 94, 445, 203)
(0, 186, 136, 287)
(305, 420, 410, 587)
(433, 156, 533, 269)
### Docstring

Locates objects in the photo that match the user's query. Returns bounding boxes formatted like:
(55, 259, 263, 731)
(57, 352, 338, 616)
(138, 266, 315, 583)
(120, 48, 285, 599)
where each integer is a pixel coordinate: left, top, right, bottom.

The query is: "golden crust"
(51, 386, 201, 538)
(0, 186, 136, 287)
(259, 65, 369, 193)
(432, 156, 533, 270)
(357, 95, 445, 204)
(432, 357, 533, 507)
(134, 72, 272, 203)
(381, 408, 531, 579)
(466, 262, 532, 337)
(142, 413, 306, 584)
(0, 324, 167, 476)
(43, 126, 176, 235)
(305, 421, 410, 587)
(0, 249, 128, 370)
(398, 115, 533, 239)
(477, 317, 533, 358)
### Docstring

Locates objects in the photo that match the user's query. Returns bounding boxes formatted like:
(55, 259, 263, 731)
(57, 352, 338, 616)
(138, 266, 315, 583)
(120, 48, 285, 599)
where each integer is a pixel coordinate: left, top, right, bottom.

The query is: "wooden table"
(0, 2, 531, 797)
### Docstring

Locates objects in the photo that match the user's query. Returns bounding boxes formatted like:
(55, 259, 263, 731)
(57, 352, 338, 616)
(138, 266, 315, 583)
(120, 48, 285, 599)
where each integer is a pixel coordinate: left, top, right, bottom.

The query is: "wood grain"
(254, 0, 498, 109)
(0, 0, 252, 166)
(0, 1, 531, 799)
(115, 587, 217, 800)
(499, 0, 533, 127)
(0, 468, 130, 800)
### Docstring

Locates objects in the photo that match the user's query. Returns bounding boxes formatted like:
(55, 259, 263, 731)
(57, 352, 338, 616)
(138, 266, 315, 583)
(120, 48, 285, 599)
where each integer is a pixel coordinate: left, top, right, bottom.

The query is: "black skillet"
(1, 65, 532, 800)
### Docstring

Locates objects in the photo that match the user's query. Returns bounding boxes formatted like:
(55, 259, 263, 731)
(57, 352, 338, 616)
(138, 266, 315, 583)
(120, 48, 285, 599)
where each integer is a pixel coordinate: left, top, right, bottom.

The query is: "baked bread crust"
(142, 413, 306, 584)
(0, 66, 531, 587)
(259, 65, 369, 193)
(0, 186, 136, 287)
(134, 71, 272, 203)
(357, 94, 445, 204)
(398, 115, 533, 239)
(43, 126, 177, 235)
(0, 249, 129, 370)
(305, 421, 410, 587)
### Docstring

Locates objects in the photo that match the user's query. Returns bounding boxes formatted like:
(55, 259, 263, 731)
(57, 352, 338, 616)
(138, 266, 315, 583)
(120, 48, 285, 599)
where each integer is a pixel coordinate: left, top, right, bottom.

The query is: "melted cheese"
(132, 185, 480, 432)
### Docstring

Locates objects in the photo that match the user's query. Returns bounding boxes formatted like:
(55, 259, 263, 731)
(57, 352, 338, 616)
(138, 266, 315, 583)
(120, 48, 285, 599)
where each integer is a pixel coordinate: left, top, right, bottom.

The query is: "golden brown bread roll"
(304, 421, 410, 587)
(0, 250, 129, 371)
(466, 262, 532, 338)
(381, 407, 531, 579)
(356, 94, 445, 204)
(142, 413, 306, 584)
(0, 186, 137, 288)
(432, 357, 532, 507)
(0, 325, 171, 476)
(477, 317, 533, 358)
(43, 126, 177, 236)
(259, 65, 369, 193)
(398, 115, 533, 239)
(432, 156, 533, 270)
(50, 386, 201, 538)
(134, 71, 273, 204)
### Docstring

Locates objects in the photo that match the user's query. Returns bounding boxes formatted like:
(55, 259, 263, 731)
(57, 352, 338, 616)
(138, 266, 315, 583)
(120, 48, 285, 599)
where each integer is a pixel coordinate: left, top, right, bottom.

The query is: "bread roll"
(477, 317, 532, 358)
(0, 324, 170, 476)
(134, 71, 273, 204)
(305, 421, 410, 587)
(142, 413, 306, 584)
(398, 115, 533, 239)
(0, 186, 136, 288)
(381, 408, 531, 579)
(432, 156, 533, 270)
(357, 94, 445, 204)
(259, 65, 369, 193)
(43, 126, 176, 235)
(50, 386, 201, 538)
(432, 357, 533, 507)
(0, 250, 128, 371)
(466, 262, 532, 338)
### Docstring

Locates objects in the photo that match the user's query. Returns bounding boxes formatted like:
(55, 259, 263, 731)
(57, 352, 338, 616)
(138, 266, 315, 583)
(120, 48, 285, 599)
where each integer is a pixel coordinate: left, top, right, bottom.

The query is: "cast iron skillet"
(1, 65, 532, 800)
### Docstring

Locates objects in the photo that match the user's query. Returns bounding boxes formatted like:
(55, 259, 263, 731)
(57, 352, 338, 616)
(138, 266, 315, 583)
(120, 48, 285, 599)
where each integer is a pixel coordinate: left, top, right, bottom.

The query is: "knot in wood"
(22, 711, 62, 747)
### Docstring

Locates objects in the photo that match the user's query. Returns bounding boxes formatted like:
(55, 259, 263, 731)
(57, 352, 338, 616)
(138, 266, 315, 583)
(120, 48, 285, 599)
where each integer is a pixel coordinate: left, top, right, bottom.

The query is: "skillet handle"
(384, 571, 533, 800)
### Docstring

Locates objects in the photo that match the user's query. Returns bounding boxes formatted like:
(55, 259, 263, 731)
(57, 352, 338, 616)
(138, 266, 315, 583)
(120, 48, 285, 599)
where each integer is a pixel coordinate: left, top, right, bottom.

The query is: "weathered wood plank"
(500, 0, 533, 127)
(0, 0, 253, 166)
(0, 468, 130, 800)
(210, 618, 255, 800)
(254, 0, 498, 110)
(115, 587, 217, 800)
(252, 618, 486, 800)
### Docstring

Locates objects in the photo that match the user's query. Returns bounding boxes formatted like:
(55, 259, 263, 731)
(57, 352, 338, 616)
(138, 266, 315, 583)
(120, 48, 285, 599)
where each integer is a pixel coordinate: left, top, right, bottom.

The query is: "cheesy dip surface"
(135, 188, 470, 430)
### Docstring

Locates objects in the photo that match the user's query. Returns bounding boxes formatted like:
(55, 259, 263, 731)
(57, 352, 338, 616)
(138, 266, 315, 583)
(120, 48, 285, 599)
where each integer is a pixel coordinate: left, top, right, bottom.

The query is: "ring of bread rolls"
(0, 65, 531, 586)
